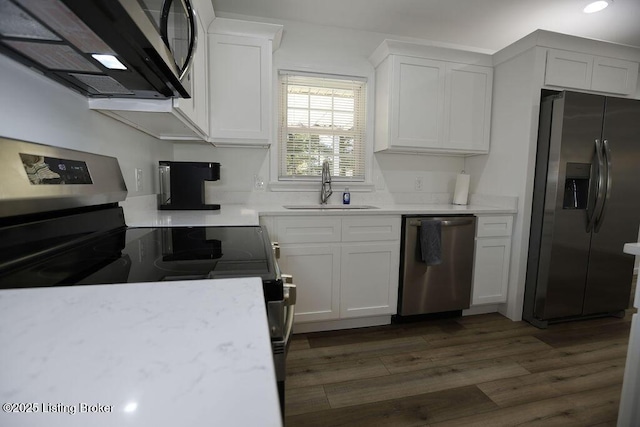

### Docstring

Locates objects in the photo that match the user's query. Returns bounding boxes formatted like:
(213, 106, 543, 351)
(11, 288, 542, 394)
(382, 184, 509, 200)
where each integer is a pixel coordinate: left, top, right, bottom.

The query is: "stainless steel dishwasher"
(398, 215, 476, 316)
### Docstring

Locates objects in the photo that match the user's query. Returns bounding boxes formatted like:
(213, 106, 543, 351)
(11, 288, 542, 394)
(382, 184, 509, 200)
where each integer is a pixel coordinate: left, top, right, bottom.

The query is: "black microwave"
(0, 0, 196, 99)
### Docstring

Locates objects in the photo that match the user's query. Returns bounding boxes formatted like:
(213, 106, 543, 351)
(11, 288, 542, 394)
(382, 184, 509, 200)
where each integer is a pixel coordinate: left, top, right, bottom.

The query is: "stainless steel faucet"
(320, 159, 333, 204)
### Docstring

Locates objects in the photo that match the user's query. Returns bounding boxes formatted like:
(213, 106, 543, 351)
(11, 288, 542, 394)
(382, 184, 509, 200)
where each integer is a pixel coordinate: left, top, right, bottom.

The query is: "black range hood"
(0, 0, 192, 99)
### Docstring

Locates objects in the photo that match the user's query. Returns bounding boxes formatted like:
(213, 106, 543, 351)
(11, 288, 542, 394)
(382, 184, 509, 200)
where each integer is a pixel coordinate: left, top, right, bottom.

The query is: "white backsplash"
(469, 193, 519, 210)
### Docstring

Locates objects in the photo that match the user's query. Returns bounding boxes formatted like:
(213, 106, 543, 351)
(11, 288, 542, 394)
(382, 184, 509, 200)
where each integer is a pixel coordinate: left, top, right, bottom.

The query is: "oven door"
(271, 277, 296, 417)
(269, 242, 296, 417)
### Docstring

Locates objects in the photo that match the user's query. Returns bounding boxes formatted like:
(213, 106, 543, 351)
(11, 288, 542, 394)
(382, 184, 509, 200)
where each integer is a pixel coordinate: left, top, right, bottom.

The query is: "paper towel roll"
(453, 173, 470, 205)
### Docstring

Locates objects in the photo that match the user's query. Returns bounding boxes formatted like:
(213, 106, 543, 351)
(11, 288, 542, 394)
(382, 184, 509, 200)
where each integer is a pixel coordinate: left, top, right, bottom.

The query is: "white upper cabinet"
(591, 56, 639, 95)
(544, 49, 592, 90)
(545, 48, 639, 95)
(208, 18, 283, 147)
(391, 56, 446, 150)
(89, 0, 214, 141)
(371, 40, 493, 155)
(445, 63, 493, 152)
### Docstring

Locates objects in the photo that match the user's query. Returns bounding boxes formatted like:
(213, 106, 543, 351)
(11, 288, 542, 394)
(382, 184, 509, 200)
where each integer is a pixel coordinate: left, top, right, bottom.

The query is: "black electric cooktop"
(0, 226, 283, 301)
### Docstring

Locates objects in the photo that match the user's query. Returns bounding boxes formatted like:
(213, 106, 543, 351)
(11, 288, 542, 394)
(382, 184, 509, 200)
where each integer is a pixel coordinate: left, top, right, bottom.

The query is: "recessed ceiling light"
(583, 1, 609, 13)
(91, 54, 127, 70)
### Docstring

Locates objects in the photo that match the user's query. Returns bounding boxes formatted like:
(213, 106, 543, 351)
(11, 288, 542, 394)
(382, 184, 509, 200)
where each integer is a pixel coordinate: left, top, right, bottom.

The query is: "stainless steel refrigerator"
(524, 91, 640, 328)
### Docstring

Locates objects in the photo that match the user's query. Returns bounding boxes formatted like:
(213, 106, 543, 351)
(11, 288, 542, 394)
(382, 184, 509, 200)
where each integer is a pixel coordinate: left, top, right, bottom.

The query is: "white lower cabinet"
(471, 215, 513, 305)
(265, 215, 401, 324)
(340, 242, 399, 318)
(370, 40, 493, 155)
(277, 244, 341, 322)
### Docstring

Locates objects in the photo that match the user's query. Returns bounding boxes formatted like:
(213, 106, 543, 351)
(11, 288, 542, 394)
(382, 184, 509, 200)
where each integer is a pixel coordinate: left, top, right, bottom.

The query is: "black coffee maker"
(158, 161, 221, 210)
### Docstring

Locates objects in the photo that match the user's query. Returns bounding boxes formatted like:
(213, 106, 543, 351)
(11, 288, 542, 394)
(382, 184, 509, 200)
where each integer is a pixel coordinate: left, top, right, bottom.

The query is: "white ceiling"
(210, 0, 640, 52)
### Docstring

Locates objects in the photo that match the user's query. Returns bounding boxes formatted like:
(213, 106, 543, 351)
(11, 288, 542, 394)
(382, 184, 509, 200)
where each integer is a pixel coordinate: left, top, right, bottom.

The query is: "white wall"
(0, 13, 467, 206)
(175, 13, 466, 203)
(173, 143, 270, 203)
(0, 55, 173, 198)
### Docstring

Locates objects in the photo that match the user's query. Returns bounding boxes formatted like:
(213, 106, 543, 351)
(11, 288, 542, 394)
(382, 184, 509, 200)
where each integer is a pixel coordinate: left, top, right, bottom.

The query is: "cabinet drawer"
(275, 216, 341, 243)
(342, 216, 401, 242)
(476, 215, 513, 237)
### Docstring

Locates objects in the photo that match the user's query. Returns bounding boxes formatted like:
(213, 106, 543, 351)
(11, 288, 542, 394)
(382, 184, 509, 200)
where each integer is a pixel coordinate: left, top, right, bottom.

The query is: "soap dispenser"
(343, 187, 350, 205)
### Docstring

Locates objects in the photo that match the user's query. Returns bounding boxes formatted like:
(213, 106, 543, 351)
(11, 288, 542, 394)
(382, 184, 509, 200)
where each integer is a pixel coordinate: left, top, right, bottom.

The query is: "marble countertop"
(0, 278, 282, 427)
(623, 243, 640, 256)
(126, 203, 516, 228)
(126, 205, 261, 227)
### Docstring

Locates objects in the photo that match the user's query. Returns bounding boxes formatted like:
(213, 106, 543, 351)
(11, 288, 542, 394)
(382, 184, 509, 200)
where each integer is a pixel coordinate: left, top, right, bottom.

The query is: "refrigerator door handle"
(594, 139, 612, 232)
(586, 139, 605, 232)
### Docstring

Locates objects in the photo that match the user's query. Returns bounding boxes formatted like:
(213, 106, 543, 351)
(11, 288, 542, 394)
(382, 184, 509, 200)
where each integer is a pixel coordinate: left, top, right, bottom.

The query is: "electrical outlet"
(135, 168, 143, 192)
(415, 176, 424, 191)
(254, 175, 265, 190)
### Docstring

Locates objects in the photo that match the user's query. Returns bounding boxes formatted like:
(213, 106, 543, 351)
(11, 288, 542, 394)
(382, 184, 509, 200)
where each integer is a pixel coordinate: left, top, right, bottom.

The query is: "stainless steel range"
(0, 136, 295, 416)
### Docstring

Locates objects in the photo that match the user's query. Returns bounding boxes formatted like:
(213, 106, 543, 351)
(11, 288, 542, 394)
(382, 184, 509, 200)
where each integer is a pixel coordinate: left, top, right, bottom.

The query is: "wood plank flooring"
(285, 311, 634, 426)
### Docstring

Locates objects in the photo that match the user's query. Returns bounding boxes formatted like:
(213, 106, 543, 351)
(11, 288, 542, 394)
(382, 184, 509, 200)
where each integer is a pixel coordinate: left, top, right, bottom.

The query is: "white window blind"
(279, 71, 366, 181)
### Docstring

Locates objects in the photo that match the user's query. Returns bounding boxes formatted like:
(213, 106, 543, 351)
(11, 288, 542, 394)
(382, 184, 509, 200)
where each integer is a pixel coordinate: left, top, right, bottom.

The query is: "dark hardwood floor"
(285, 310, 634, 426)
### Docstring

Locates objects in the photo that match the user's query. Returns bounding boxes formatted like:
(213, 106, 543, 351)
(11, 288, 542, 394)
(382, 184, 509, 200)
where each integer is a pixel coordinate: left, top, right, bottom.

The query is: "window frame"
(277, 70, 368, 183)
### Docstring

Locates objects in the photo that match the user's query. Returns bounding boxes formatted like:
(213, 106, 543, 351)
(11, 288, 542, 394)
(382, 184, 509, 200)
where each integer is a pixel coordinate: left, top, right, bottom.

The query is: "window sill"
(268, 181, 375, 192)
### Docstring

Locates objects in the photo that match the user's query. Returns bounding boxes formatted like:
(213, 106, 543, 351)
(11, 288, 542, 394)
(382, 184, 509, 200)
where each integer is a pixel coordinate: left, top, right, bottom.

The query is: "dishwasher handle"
(407, 218, 475, 227)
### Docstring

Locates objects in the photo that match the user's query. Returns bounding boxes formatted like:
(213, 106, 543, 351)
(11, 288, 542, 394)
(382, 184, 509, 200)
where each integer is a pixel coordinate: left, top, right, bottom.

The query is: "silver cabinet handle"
(166, 0, 197, 81)
(283, 283, 296, 350)
(408, 218, 474, 227)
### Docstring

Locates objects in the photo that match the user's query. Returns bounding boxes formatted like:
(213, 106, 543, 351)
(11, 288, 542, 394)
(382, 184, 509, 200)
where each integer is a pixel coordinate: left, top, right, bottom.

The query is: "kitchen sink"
(283, 204, 379, 210)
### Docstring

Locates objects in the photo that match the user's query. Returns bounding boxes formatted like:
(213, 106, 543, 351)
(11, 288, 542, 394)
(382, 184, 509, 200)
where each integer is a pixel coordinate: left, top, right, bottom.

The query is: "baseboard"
(462, 304, 500, 316)
(292, 315, 392, 334)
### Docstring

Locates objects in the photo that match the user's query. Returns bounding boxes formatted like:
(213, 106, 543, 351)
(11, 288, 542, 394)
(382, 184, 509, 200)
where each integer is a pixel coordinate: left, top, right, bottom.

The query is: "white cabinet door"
(209, 34, 271, 144)
(545, 49, 593, 90)
(375, 51, 493, 155)
(340, 242, 399, 318)
(472, 237, 511, 305)
(591, 57, 639, 95)
(391, 56, 446, 150)
(444, 63, 492, 153)
(545, 48, 639, 95)
(278, 244, 341, 323)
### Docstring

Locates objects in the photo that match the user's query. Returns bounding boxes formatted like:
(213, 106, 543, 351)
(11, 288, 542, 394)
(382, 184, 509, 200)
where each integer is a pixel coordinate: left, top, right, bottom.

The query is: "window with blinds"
(279, 71, 366, 181)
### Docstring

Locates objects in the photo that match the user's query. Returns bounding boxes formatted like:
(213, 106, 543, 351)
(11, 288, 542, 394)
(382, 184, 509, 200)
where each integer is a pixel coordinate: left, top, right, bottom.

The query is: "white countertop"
(623, 243, 640, 310)
(623, 243, 640, 256)
(126, 205, 261, 227)
(0, 278, 282, 427)
(126, 203, 516, 228)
